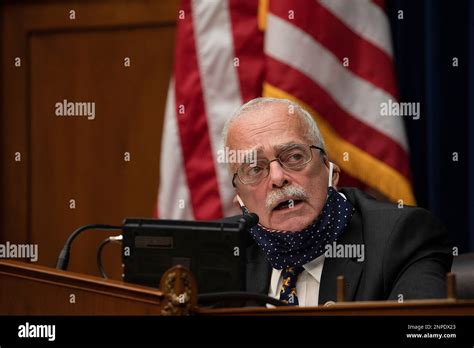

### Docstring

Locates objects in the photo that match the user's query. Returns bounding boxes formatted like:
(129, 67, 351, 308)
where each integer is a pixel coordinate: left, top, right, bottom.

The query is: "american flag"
(155, 0, 415, 220)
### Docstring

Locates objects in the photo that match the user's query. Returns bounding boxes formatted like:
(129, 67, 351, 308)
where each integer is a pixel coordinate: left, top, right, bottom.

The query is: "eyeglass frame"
(231, 144, 326, 187)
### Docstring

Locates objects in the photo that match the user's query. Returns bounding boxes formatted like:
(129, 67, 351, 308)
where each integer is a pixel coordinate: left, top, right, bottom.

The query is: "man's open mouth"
(273, 199, 304, 211)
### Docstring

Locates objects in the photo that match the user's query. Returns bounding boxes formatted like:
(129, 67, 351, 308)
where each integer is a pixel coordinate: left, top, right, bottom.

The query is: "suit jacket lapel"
(318, 208, 365, 305)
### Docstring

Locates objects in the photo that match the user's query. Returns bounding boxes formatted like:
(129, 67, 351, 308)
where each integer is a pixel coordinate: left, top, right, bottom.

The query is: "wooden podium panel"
(0, 260, 196, 315)
(2, 259, 473, 316)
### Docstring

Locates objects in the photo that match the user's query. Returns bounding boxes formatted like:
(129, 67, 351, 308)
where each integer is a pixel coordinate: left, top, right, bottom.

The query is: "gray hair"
(222, 97, 326, 151)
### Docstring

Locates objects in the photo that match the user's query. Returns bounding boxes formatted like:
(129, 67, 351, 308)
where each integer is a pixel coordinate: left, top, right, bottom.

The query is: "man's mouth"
(273, 199, 304, 211)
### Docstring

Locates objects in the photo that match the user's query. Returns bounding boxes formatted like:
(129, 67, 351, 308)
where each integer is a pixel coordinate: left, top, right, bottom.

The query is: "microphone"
(56, 224, 121, 270)
(238, 212, 259, 229)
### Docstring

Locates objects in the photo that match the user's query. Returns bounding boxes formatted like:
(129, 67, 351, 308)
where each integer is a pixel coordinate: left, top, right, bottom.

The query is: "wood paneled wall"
(1, 0, 179, 279)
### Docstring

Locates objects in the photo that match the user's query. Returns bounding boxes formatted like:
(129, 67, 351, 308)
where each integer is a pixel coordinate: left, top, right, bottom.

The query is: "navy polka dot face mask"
(248, 186, 355, 270)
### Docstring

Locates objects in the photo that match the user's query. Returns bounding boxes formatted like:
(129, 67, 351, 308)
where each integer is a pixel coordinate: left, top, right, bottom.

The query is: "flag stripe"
(265, 56, 410, 179)
(192, 0, 243, 217)
(319, 0, 393, 57)
(265, 13, 408, 151)
(174, 0, 223, 219)
(157, 79, 194, 219)
(263, 82, 415, 204)
(229, 0, 264, 103)
(338, 171, 370, 191)
(371, 0, 386, 11)
(269, 0, 397, 98)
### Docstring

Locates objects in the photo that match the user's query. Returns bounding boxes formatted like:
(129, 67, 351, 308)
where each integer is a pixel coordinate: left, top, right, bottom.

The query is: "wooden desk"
(194, 299, 474, 316)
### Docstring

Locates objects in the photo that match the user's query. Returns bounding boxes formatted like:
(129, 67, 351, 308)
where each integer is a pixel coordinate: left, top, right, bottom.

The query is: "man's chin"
(267, 215, 312, 232)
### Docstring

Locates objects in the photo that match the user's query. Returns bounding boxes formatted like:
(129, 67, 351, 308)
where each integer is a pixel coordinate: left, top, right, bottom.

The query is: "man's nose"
(268, 160, 288, 188)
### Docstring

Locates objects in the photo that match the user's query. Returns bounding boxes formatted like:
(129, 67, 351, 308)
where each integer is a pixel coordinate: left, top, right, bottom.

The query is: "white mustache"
(265, 185, 309, 210)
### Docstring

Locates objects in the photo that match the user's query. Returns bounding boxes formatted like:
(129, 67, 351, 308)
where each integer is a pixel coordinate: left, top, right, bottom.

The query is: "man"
(222, 97, 452, 306)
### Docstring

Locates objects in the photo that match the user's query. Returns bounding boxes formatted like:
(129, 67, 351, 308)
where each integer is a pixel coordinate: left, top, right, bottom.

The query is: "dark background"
(387, 0, 474, 253)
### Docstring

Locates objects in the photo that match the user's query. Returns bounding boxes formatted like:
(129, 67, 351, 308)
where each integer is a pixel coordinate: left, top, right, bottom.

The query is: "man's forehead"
(247, 142, 304, 153)
(228, 105, 306, 147)
(239, 102, 295, 122)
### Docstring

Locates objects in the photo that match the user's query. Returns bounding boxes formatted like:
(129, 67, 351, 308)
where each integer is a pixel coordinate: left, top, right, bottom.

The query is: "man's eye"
(246, 166, 263, 176)
(285, 153, 304, 163)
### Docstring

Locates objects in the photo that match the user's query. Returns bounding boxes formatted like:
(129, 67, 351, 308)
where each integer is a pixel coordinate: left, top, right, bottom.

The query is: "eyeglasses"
(232, 144, 325, 187)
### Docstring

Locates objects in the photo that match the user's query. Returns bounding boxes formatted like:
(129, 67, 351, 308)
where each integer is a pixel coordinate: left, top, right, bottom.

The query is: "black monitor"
(122, 218, 248, 293)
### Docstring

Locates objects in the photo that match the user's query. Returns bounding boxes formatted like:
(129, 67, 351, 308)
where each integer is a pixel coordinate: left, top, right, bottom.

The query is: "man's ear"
(332, 163, 340, 188)
(323, 157, 340, 188)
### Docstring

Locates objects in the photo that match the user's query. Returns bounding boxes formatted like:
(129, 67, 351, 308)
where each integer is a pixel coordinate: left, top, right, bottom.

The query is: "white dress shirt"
(267, 254, 325, 307)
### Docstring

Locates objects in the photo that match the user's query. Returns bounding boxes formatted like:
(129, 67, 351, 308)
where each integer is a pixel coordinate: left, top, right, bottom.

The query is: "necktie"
(279, 266, 304, 305)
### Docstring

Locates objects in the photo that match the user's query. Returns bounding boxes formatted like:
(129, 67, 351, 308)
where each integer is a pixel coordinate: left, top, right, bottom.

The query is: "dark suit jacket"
(226, 187, 453, 305)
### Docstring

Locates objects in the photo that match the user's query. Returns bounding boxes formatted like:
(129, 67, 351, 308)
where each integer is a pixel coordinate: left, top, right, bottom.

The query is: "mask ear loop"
(328, 162, 334, 188)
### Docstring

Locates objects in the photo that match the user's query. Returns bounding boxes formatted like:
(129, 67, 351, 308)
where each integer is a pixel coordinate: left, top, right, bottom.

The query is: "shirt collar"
(302, 254, 325, 281)
(338, 191, 347, 200)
